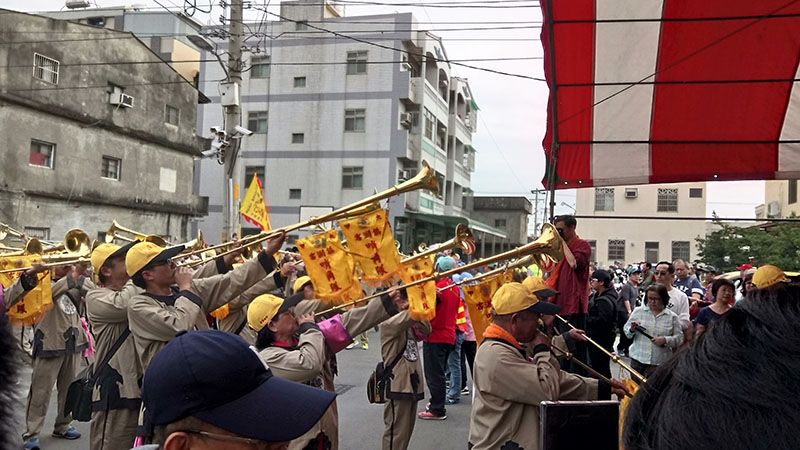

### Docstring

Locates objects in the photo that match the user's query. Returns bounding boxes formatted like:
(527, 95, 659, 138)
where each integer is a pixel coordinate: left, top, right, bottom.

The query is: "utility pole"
(530, 189, 547, 237)
(222, 0, 244, 242)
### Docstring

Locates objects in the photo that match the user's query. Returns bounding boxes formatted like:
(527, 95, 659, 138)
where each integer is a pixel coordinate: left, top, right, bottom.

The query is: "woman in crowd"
(694, 278, 735, 338)
(624, 284, 683, 378)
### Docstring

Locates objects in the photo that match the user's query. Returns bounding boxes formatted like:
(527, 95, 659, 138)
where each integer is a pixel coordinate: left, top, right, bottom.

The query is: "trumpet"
(180, 161, 439, 268)
(0, 229, 93, 274)
(402, 223, 475, 264)
(105, 220, 169, 247)
(0, 222, 44, 256)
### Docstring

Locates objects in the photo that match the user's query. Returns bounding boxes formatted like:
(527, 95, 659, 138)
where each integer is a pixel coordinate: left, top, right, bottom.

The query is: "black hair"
(741, 272, 754, 297)
(553, 215, 577, 228)
(643, 262, 652, 270)
(644, 284, 669, 308)
(623, 283, 800, 449)
(131, 272, 147, 289)
(711, 277, 735, 298)
(255, 326, 276, 350)
(98, 271, 109, 285)
(655, 261, 675, 274)
(591, 269, 612, 288)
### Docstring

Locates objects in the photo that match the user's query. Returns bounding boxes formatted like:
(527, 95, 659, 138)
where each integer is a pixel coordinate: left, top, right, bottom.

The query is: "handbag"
(367, 350, 405, 404)
(64, 328, 130, 421)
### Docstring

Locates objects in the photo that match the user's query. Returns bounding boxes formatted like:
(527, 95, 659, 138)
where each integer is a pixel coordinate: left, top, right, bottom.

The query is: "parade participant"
(468, 283, 627, 450)
(293, 275, 315, 299)
(623, 284, 800, 450)
(459, 272, 477, 396)
(3, 263, 47, 311)
(548, 215, 591, 372)
(23, 263, 95, 450)
(380, 308, 431, 450)
(752, 264, 789, 290)
(624, 284, 683, 378)
(694, 278, 734, 338)
(419, 256, 460, 421)
(249, 288, 406, 450)
(135, 330, 336, 450)
(616, 268, 640, 356)
(653, 261, 692, 343)
(126, 233, 286, 373)
(586, 270, 618, 379)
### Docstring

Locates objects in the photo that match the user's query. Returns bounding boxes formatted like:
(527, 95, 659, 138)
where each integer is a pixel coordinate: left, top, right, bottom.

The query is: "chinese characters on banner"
(398, 256, 436, 321)
(0, 255, 53, 326)
(463, 272, 514, 344)
(296, 230, 358, 304)
(338, 208, 401, 283)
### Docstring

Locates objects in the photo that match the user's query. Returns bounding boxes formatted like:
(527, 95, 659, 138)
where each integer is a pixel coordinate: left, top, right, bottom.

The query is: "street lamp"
(560, 201, 576, 213)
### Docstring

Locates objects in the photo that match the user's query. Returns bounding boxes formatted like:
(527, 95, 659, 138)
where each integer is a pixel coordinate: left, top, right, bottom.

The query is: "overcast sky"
(6, 0, 765, 219)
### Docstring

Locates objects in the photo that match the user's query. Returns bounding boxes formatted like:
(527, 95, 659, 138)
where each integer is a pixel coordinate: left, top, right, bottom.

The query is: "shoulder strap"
(90, 328, 131, 383)
(384, 349, 406, 374)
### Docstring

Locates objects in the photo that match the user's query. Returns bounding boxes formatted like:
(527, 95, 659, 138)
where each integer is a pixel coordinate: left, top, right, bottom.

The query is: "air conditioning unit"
(401, 61, 412, 71)
(768, 201, 781, 217)
(110, 92, 134, 108)
(398, 169, 411, 181)
(624, 188, 638, 199)
(400, 112, 412, 128)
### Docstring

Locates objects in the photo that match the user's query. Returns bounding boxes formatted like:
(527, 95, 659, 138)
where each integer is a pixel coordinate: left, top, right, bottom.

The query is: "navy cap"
(142, 329, 335, 443)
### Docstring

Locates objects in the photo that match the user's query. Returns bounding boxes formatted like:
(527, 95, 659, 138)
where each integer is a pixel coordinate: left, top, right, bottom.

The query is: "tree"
(697, 220, 800, 272)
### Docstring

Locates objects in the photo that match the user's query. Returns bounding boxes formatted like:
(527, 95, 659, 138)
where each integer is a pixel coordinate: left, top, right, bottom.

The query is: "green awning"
(408, 212, 506, 239)
(469, 99, 480, 111)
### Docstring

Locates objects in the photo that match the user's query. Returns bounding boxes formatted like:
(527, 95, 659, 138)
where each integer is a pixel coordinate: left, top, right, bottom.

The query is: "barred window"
(25, 227, 50, 240)
(672, 241, 690, 262)
(289, 189, 302, 199)
(645, 241, 659, 263)
(292, 133, 304, 144)
(657, 188, 678, 212)
(293, 76, 306, 88)
(608, 239, 625, 261)
(101, 156, 121, 180)
(594, 188, 615, 212)
(33, 53, 59, 84)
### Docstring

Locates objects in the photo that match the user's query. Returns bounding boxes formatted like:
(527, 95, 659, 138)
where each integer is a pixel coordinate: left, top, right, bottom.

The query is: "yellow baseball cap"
(293, 275, 312, 293)
(521, 276, 558, 298)
(125, 241, 185, 277)
(492, 282, 561, 316)
(247, 294, 285, 332)
(91, 241, 137, 273)
(752, 264, 788, 289)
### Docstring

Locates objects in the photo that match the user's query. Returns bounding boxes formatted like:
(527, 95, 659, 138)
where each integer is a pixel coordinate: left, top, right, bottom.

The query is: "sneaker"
(461, 387, 470, 396)
(23, 437, 40, 450)
(360, 341, 369, 350)
(52, 426, 81, 440)
(346, 342, 357, 350)
(418, 411, 447, 420)
(446, 397, 460, 405)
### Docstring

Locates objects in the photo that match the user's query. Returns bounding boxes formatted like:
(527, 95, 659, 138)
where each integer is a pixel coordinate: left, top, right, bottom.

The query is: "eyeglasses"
(180, 429, 270, 448)
(653, 271, 670, 276)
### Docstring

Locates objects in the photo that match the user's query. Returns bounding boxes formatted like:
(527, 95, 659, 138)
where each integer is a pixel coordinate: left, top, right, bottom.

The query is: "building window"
(608, 239, 625, 262)
(33, 53, 59, 84)
(289, 189, 302, 199)
(689, 188, 703, 198)
(247, 111, 268, 134)
(672, 241, 690, 262)
(423, 108, 435, 140)
(24, 227, 50, 240)
(587, 240, 597, 262)
(344, 108, 366, 132)
(293, 76, 306, 88)
(251, 56, 270, 79)
(342, 166, 363, 189)
(164, 105, 180, 126)
(346, 51, 368, 75)
(494, 219, 507, 228)
(645, 241, 659, 264)
(292, 133, 304, 144)
(594, 188, 615, 212)
(101, 156, 121, 180)
(435, 173, 445, 200)
(790, 180, 798, 205)
(657, 188, 678, 212)
(295, 20, 308, 31)
(29, 140, 55, 168)
(244, 165, 265, 185)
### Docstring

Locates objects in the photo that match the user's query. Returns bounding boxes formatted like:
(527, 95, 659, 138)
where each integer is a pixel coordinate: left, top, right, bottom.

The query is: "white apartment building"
(575, 183, 707, 267)
(195, 0, 502, 250)
(756, 180, 800, 219)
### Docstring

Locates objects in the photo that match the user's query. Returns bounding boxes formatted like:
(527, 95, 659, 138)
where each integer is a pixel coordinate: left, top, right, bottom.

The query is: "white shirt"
(667, 287, 690, 330)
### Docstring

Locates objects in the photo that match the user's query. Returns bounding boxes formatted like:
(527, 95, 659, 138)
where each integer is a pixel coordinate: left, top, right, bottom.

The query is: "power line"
(477, 114, 531, 193)
(283, 0, 541, 8)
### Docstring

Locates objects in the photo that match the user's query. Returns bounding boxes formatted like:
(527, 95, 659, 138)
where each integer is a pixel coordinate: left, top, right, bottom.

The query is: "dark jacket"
(587, 288, 617, 343)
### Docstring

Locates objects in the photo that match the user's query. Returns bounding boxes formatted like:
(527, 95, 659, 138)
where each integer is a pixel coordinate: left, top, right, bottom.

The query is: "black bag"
(367, 351, 405, 404)
(64, 329, 130, 421)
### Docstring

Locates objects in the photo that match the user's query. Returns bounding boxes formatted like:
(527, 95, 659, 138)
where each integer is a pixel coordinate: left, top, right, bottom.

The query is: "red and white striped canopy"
(540, 0, 800, 189)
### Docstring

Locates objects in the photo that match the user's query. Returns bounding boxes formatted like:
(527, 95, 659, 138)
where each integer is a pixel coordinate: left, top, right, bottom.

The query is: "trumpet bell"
(529, 223, 564, 273)
(64, 229, 92, 254)
(24, 238, 43, 255)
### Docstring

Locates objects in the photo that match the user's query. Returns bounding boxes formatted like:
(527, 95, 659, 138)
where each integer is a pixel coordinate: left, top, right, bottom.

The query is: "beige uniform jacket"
(216, 276, 279, 345)
(468, 337, 599, 450)
(380, 310, 431, 400)
(128, 253, 278, 373)
(33, 275, 95, 358)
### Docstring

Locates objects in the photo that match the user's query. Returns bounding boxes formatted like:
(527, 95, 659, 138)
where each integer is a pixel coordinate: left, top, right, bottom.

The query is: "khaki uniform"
(128, 253, 278, 375)
(24, 275, 95, 440)
(217, 277, 279, 346)
(468, 336, 600, 450)
(380, 311, 430, 450)
(267, 295, 399, 450)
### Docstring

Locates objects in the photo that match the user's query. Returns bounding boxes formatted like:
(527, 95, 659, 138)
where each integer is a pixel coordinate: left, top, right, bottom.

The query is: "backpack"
(366, 351, 405, 404)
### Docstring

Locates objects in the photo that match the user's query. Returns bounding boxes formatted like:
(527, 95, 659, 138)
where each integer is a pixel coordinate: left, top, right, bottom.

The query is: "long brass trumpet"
(402, 223, 475, 265)
(180, 161, 439, 267)
(0, 229, 93, 274)
(105, 221, 169, 247)
(316, 223, 564, 317)
(0, 222, 44, 256)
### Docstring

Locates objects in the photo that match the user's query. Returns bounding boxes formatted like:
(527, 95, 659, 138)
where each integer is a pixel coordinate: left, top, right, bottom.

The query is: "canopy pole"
(544, 0, 561, 223)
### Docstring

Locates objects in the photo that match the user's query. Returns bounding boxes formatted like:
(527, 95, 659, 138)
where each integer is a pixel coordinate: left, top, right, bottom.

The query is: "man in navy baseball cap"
(137, 329, 335, 450)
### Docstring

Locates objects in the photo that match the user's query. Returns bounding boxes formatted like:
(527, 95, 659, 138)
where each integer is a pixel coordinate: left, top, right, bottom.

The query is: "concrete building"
(756, 180, 800, 219)
(574, 183, 707, 267)
(0, 9, 208, 244)
(468, 196, 531, 256)
(194, 0, 504, 250)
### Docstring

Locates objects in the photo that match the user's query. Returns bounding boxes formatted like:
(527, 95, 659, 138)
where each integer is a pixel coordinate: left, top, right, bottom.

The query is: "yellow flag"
(240, 174, 271, 231)
(296, 230, 358, 304)
(619, 378, 640, 449)
(338, 208, 401, 283)
(0, 255, 53, 326)
(463, 272, 513, 344)
(398, 256, 436, 321)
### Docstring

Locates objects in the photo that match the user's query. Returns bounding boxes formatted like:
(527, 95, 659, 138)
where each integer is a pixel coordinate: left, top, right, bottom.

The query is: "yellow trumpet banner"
(240, 174, 271, 231)
(463, 272, 513, 344)
(209, 303, 230, 320)
(0, 255, 53, 326)
(338, 209, 401, 283)
(296, 230, 357, 304)
(398, 256, 436, 321)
